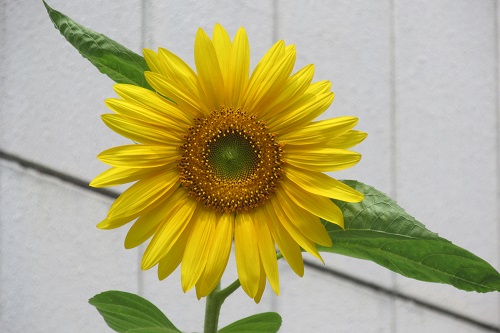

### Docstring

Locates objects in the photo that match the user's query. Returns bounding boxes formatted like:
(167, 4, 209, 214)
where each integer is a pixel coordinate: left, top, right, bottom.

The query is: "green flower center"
(207, 132, 259, 181)
(178, 108, 285, 213)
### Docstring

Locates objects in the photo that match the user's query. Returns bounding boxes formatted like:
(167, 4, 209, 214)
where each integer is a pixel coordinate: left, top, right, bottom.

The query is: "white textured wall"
(1, 0, 499, 332)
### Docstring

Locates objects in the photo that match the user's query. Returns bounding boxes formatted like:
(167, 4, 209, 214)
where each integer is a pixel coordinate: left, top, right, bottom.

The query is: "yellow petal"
(181, 206, 216, 292)
(96, 216, 136, 230)
(101, 114, 183, 145)
(323, 130, 368, 149)
(145, 71, 207, 117)
(282, 178, 344, 228)
(285, 146, 361, 172)
(259, 64, 314, 121)
(195, 212, 234, 298)
(270, 195, 324, 261)
(234, 212, 260, 298)
(285, 165, 364, 202)
(124, 181, 182, 249)
(268, 91, 334, 133)
(90, 166, 161, 188)
(245, 45, 296, 115)
(276, 189, 332, 247)
(105, 168, 180, 222)
(262, 202, 304, 277)
(195, 28, 225, 108)
(141, 189, 197, 270)
(105, 98, 187, 133)
(97, 145, 180, 168)
(279, 116, 358, 144)
(143, 48, 164, 74)
(253, 260, 267, 304)
(157, 223, 193, 280)
(157, 47, 200, 92)
(310, 79, 333, 94)
(212, 24, 232, 87)
(254, 207, 279, 295)
(242, 40, 285, 109)
(157, 48, 206, 112)
(266, 80, 331, 128)
(113, 84, 194, 125)
(227, 27, 250, 107)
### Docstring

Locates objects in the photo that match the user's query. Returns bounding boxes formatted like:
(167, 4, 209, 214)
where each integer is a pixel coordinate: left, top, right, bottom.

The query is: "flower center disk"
(179, 108, 285, 213)
(207, 132, 258, 180)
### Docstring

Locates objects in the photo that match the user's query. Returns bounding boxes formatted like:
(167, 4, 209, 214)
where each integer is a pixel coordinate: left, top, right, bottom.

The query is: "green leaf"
(319, 180, 500, 293)
(89, 290, 181, 333)
(43, 1, 152, 90)
(218, 312, 282, 333)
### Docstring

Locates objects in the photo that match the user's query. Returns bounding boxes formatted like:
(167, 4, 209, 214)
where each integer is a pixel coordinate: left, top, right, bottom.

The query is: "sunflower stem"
(204, 283, 221, 333)
(203, 279, 241, 333)
(203, 252, 285, 332)
(217, 278, 241, 300)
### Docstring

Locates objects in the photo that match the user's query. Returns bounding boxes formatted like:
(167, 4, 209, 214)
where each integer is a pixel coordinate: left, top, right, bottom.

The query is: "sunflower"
(91, 24, 366, 302)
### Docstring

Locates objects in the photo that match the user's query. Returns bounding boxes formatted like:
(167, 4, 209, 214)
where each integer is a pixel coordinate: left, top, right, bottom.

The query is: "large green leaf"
(89, 291, 180, 333)
(218, 312, 282, 333)
(319, 180, 500, 292)
(43, 1, 152, 89)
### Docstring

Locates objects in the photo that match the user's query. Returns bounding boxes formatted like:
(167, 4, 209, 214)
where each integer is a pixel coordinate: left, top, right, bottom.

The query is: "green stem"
(203, 280, 241, 333)
(203, 283, 221, 333)
(217, 279, 241, 300)
(203, 253, 282, 333)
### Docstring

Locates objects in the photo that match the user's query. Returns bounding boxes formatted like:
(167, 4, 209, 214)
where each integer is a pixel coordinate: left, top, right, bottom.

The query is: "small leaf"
(89, 290, 180, 333)
(218, 312, 282, 333)
(43, 1, 152, 89)
(319, 180, 500, 293)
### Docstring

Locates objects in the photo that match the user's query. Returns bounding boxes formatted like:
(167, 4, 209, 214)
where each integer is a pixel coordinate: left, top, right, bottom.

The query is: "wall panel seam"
(304, 260, 500, 332)
(0, 149, 119, 199)
(272, 0, 279, 42)
(137, 0, 148, 298)
(389, 1, 398, 332)
(494, 0, 500, 327)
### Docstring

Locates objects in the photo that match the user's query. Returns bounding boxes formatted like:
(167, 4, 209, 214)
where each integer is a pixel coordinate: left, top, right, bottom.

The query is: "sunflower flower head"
(91, 24, 366, 303)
